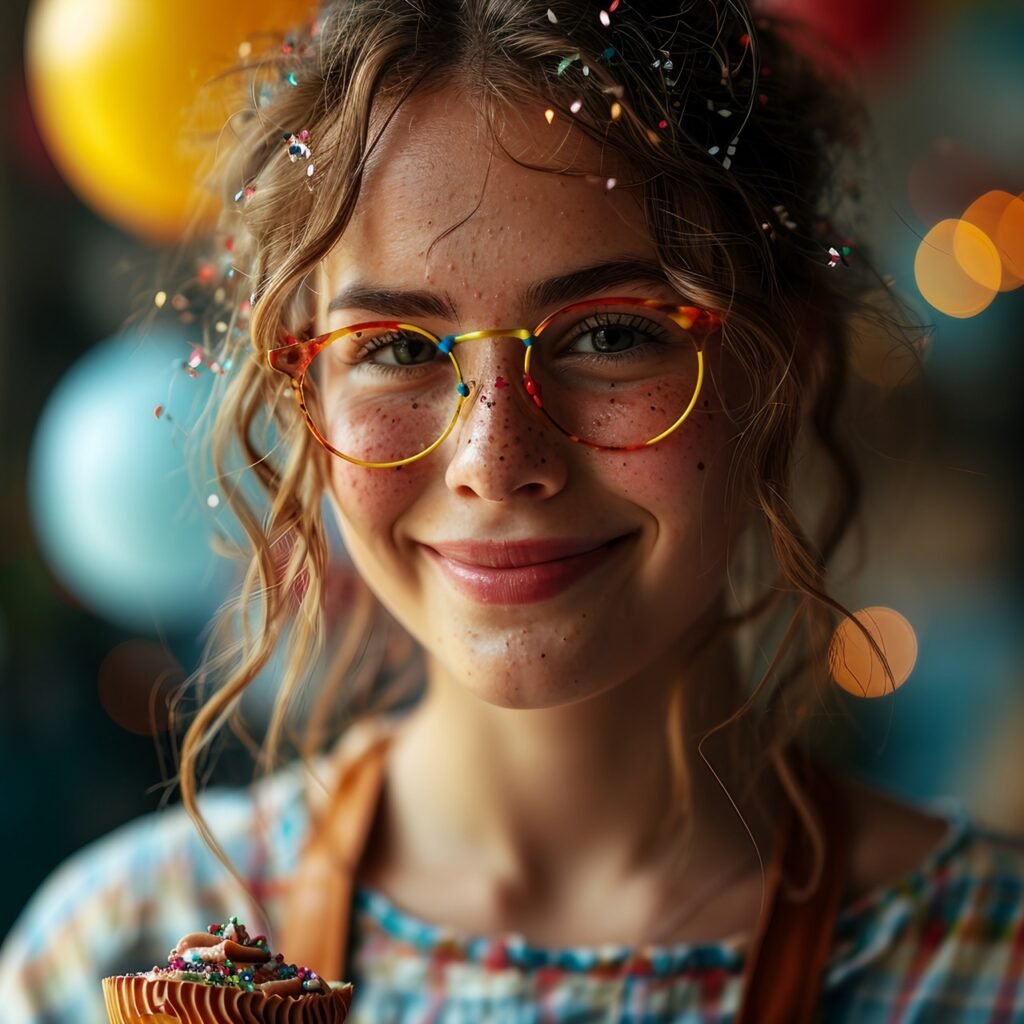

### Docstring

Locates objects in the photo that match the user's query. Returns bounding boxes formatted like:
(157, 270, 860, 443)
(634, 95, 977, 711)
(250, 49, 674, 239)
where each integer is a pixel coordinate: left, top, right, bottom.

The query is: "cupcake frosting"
(148, 917, 326, 997)
(102, 916, 352, 1024)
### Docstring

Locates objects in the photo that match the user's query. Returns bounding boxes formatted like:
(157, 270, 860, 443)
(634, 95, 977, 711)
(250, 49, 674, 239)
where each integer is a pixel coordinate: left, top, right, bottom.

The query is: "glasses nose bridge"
(439, 326, 536, 384)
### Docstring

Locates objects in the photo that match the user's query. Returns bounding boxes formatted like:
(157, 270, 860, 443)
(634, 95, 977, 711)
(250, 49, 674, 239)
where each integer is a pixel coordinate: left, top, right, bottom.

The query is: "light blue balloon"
(28, 326, 236, 633)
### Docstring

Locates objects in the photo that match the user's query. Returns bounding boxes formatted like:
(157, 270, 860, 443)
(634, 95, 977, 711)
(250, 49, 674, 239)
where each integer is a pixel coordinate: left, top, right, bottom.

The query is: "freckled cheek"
(329, 461, 431, 533)
(587, 408, 717, 500)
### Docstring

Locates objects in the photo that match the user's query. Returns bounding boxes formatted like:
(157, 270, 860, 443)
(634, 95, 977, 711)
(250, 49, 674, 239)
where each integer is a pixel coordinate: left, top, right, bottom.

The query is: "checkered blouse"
(3, 714, 1023, 1023)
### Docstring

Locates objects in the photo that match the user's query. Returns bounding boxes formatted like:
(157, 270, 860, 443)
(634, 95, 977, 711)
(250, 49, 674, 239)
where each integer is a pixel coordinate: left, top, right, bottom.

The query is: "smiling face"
(313, 84, 752, 709)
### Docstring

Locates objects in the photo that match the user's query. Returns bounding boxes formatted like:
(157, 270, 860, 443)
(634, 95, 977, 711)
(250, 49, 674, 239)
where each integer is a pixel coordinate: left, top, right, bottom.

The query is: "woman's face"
(315, 86, 751, 709)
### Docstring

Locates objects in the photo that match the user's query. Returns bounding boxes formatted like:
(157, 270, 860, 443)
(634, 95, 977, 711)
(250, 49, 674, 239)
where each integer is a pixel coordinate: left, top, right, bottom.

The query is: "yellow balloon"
(25, 0, 316, 244)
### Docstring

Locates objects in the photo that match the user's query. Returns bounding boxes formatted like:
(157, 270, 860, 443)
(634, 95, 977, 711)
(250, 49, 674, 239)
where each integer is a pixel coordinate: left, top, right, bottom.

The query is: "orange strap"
(279, 731, 393, 977)
(734, 762, 849, 1024)
(281, 736, 848, 1024)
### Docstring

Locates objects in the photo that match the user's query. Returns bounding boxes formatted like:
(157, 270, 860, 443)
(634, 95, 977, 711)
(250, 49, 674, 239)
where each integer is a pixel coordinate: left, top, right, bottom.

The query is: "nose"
(442, 336, 568, 502)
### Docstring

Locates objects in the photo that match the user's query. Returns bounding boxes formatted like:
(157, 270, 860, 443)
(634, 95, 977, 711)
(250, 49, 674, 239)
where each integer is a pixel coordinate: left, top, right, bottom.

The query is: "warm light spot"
(829, 606, 918, 699)
(915, 219, 999, 318)
(97, 640, 185, 735)
(960, 191, 1024, 291)
(846, 289, 926, 389)
(544, 108, 555, 124)
(995, 193, 1024, 291)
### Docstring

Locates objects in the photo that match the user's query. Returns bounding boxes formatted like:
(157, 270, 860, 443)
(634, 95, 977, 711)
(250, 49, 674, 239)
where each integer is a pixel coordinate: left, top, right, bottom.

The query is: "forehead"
(320, 86, 658, 318)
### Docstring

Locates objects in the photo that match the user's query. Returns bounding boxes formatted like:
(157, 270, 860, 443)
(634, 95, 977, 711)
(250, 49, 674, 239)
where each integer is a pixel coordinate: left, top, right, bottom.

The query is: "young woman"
(4, 1, 1023, 1021)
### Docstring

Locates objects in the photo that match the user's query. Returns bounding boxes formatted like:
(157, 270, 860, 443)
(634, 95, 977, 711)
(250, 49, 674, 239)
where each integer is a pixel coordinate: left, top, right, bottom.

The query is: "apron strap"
(279, 728, 393, 978)
(734, 760, 850, 1024)
(281, 729, 848, 1024)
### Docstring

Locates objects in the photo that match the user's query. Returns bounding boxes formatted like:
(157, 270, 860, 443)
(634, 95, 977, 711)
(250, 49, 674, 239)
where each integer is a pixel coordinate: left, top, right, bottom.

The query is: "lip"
(420, 533, 633, 605)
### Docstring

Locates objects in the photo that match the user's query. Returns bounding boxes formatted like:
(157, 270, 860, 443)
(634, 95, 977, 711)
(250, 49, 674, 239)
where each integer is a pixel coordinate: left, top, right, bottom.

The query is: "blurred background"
(1, 0, 1023, 943)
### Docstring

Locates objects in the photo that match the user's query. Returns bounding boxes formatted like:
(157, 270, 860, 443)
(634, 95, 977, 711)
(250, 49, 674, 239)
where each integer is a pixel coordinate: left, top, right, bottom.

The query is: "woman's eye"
(571, 324, 644, 354)
(577, 325, 630, 354)
(368, 335, 438, 366)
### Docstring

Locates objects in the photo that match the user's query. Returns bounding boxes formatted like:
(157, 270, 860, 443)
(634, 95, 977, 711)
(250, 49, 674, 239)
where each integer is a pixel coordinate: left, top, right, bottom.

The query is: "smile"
(420, 533, 634, 605)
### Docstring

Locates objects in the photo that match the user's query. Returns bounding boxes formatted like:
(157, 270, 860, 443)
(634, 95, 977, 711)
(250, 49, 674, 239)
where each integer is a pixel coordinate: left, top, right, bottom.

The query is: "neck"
(376, 603, 782, 908)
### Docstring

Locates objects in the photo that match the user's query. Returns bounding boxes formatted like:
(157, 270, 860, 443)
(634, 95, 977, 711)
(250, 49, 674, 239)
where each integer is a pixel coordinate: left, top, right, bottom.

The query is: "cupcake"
(102, 916, 353, 1023)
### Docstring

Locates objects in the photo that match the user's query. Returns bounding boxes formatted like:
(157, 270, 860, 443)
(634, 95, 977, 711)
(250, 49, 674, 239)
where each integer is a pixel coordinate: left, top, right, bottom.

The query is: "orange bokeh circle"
(829, 606, 918, 699)
(915, 219, 999, 318)
(960, 191, 1024, 292)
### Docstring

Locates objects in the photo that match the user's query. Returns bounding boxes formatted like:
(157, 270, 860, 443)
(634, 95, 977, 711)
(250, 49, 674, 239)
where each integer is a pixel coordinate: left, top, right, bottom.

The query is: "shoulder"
(824, 777, 1024, 1020)
(840, 776, 1024, 906)
(0, 764, 309, 1024)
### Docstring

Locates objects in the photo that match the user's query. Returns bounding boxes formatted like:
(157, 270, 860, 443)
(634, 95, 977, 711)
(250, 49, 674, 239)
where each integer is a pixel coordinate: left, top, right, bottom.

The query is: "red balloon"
(761, 0, 922, 71)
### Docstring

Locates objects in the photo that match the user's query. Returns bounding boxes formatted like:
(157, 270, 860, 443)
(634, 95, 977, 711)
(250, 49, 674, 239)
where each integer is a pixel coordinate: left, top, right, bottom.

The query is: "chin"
(438, 639, 619, 711)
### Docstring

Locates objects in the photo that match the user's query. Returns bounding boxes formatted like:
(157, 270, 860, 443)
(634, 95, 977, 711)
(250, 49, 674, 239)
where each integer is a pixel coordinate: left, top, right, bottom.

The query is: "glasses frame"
(267, 295, 722, 469)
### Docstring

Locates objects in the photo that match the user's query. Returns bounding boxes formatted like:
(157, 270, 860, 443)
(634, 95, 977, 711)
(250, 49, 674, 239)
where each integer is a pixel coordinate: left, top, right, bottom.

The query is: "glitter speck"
(570, 99, 583, 114)
(207, 494, 220, 508)
(544, 108, 555, 124)
(154, 291, 167, 308)
(546, 8, 557, 23)
(599, 9, 610, 26)
(238, 41, 252, 59)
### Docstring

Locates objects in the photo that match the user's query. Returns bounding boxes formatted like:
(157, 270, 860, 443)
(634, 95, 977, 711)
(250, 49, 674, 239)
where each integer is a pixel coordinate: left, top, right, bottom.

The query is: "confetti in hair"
(557, 53, 580, 75)
(773, 204, 798, 231)
(827, 245, 852, 269)
(284, 131, 312, 162)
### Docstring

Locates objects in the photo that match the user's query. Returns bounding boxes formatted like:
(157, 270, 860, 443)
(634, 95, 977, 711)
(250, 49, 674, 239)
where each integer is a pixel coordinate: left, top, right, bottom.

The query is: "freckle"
(703, 400, 709, 407)
(697, 461, 705, 470)
(540, 653, 546, 658)
(499, 456, 505, 461)
(540, 457, 547, 464)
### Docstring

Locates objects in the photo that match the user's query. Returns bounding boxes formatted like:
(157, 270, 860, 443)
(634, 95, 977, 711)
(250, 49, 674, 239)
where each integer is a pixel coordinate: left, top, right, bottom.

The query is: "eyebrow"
(326, 255, 675, 321)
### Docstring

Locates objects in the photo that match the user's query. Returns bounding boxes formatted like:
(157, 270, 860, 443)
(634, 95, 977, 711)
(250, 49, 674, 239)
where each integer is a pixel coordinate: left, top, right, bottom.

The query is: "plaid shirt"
(3, 715, 1023, 1023)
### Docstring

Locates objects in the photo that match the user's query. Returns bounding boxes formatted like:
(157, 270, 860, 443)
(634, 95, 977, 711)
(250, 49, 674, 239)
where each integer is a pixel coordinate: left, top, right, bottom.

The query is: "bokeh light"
(97, 640, 185, 736)
(994, 193, 1024, 289)
(960, 191, 1024, 292)
(829, 606, 918, 698)
(914, 218, 1000, 318)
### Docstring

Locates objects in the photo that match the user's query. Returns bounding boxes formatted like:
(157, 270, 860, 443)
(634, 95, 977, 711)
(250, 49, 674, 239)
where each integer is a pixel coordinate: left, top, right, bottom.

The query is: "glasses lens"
(303, 325, 458, 464)
(530, 302, 702, 448)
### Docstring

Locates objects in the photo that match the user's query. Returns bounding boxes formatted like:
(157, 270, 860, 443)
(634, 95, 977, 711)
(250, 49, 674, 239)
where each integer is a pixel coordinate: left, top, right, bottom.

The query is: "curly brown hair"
(170, 0, 924, 915)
